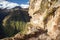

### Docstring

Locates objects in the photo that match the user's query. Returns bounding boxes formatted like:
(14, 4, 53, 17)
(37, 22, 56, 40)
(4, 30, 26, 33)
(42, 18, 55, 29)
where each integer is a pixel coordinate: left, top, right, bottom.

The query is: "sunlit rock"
(29, 0, 60, 39)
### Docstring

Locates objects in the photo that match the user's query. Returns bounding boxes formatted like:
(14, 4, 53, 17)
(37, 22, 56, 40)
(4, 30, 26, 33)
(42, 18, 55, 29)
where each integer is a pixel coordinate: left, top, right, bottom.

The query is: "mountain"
(0, 1, 29, 9)
(0, 5, 30, 39)
(0, 1, 29, 39)
(12, 6, 22, 9)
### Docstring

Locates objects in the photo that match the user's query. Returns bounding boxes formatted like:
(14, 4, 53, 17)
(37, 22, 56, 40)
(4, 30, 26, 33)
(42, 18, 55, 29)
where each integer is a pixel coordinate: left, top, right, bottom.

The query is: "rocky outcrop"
(29, 0, 60, 39)
(1, 0, 60, 40)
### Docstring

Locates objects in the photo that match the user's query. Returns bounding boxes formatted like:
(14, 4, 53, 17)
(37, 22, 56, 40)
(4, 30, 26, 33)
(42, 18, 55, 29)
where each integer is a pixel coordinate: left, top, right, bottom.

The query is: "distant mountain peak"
(0, 1, 29, 9)
(12, 6, 22, 9)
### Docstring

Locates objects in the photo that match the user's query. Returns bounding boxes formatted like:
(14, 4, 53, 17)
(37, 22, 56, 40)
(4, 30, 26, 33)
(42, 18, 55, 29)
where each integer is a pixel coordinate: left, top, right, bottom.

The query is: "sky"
(7, 0, 29, 4)
(0, 0, 29, 9)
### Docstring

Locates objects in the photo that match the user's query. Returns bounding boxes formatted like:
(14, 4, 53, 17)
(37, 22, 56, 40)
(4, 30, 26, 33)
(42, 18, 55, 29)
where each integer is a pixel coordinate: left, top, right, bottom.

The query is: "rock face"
(1, 0, 60, 40)
(29, 0, 60, 39)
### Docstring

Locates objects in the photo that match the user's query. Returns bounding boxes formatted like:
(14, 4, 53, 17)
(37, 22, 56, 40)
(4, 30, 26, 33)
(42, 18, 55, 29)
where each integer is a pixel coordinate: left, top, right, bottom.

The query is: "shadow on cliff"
(0, 8, 31, 39)
(0, 9, 9, 39)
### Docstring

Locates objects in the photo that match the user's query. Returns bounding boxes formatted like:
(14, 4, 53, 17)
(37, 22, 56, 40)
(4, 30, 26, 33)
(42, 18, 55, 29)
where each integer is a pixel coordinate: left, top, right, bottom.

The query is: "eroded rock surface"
(29, 0, 60, 40)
